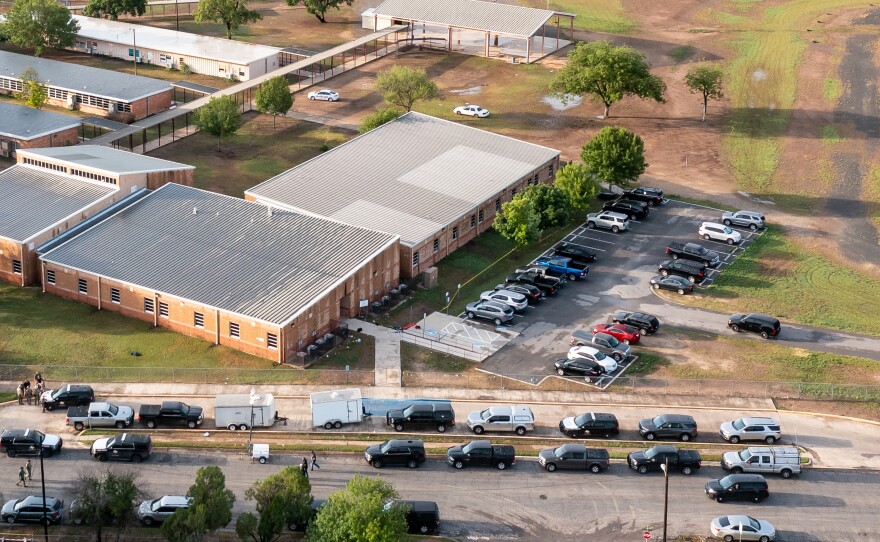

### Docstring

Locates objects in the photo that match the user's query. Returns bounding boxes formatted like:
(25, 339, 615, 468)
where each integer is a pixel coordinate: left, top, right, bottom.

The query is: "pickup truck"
(665, 242, 721, 267)
(515, 264, 568, 283)
(538, 444, 610, 473)
(138, 401, 204, 429)
(386, 403, 455, 433)
(721, 446, 801, 479)
(533, 257, 588, 281)
(446, 440, 516, 470)
(505, 272, 560, 295)
(67, 402, 134, 431)
(627, 445, 702, 475)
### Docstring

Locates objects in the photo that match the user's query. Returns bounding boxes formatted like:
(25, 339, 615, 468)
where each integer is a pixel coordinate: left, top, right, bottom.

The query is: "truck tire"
(453, 460, 464, 469)
(679, 433, 692, 442)
(228, 424, 238, 431)
(146, 420, 157, 429)
(611, 226, 620, 233)
(394, 423, 404, 432)
(44, 404, 55, 411)
(6, 450, 15, 458)
(765, 436, 776, 444)
(333, 421, 342, 429)
(419, 525, 429, 534)
(731, 467, 743, 474)
(406, 459, 419, 469)
(142, 517, 154, 526)
(324, 422, 334, 430)
(671, 253, 679, 260)
(515, 426, 526, 436)
(723, 219, 732, 226)
(545, 463, 557, 472)
(115, 421, 126, 429)
(780, 469, 792, 479)
(496, 461, 507, 470)
(590, 464, 601, 474)
(131, 455, 142, 463)
(74, 422, 84, 431)
(568, 273, 577, 281)
(96, 454, 107, 462)
(637, 465, 648, 474)
(729, 436, 740, 444)
(644, 432, 656, 441)
(681, 466, 693, 475)
(259, 457, 267, 464)
(187, 420, 197, 429)
(437, 424, 446, 433)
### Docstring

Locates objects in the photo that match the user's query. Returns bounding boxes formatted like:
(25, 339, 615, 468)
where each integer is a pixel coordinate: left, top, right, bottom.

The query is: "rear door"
(346, 400, 360, 423)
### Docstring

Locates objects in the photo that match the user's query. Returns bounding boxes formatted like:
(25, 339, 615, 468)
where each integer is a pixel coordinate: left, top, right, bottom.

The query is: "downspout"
(215, 308, 221, 345)
(97, 276, 102, 310)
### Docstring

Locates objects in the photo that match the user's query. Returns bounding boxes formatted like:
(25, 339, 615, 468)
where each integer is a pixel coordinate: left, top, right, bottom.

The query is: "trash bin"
(381, 295, 390, 307)
(371, 301, 382, 312)
(398, 284, 408, 294)
(323, 333, 335, 347)
(306, 344, 318, 357)
(314, 338, 326, 353)
(390, 289, 400, 299)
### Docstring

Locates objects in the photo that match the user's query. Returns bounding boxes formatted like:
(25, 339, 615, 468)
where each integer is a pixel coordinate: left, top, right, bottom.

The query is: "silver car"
(721, 210, 766, 231)
(137, 495, 192, 526)
(464, 301, 514, 326)
(710, 515, 775, 542)
(480, 290, 527, 312)
(719, 417, 781, 444)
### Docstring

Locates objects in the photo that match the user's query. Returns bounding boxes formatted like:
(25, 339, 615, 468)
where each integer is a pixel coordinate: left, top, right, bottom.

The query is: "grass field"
(400, 342, 472, 373)
(519, 0, 636, 33)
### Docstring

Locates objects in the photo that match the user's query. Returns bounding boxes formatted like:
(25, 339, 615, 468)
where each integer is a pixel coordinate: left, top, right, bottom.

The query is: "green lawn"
(518, 0, 636, 33)
(400, 342, 472, 373)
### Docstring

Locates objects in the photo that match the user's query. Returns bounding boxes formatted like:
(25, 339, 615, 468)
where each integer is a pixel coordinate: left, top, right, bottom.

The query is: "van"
(466, 405, 534, 435)
(385, 500, 440, 535)
(705, 473, 769, 503)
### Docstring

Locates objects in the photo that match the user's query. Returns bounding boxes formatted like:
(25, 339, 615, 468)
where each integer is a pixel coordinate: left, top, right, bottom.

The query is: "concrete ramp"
(401, 312, 517, 362)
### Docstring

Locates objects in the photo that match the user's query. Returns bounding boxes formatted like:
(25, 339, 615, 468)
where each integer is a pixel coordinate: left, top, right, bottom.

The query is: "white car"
(698, 222, 742, 245)
(453, 105, 489, 118)
(307, 89, 339, 102)
(566, 346, 617, 373)
(710, 515, 775, 542)
(480, 290, 528, 312)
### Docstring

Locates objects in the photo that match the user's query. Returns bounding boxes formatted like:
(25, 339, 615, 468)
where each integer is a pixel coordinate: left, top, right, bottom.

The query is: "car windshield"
(150, 498, 163, 512)
(644, 447, 660, 459)
(379, 441, 393, 453)
(738, 449, 752, 461)
(106, 436, 117, 447)
(461, 442, 477, 453)
(732, 419, 746, 430)
(553, 446, 567, 458)
(719, 476, 736, 489)
(107, 404, 118, 415)
(651, 415, 665, 427)
(594, 351, 607, 360)
(605, 336, 620, 347)
(747, 517, 761, 530)
(696, 246, 708, 255)
(50, 388, 64, 399)
(479, 409, 492, 421)
(723, 227, 734, 234)
(573, 414, 589, 426)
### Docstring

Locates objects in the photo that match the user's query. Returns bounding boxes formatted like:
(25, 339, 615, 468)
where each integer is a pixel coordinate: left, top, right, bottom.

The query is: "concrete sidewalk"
(346, 319, 401, 386)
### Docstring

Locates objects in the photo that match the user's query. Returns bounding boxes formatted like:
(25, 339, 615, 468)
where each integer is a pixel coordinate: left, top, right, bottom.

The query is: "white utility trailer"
(214, 392, 277, 431)
(310, 388, 363, 429)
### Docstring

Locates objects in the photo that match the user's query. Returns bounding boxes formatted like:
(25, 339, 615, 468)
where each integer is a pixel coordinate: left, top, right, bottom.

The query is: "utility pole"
(39, 434, 49, 542)
(661, 456, 669, 542)
(175, 0, 179, 31)
(131, 28, 137, 75)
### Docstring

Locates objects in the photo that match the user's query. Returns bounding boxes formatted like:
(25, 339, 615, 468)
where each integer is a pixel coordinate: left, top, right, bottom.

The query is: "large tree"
(83, 0, 147, 20)
(359, 107, 401, 134)
(1, 0, 79, 57)
(71, 470, 146, 542)
(194, 95, 241, 151)
(523, 183, 571, 230)
(18, 68, 47, 110)
(581, 126, 647, 190)
(307, 475, 407, 542)
(285, 0, 352, 23)
(492, 194, 541, 246)
(554, 162, 599, 209)
(549, 40, 666, 118)
(254, 76, 293, 128)
(684, 64, 724, 121)
(374, 66, 438, 112)
(162, 466, 236, 542)
(235, 466, 312, 542)
(193, 0, 262, 39)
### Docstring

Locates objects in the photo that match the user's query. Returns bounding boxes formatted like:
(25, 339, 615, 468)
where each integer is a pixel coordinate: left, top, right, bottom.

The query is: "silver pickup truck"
(67, 402, 135, 431)
(721, 446, 801, 479)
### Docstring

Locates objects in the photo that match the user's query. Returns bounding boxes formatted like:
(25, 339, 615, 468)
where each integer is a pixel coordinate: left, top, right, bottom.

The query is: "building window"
(194, 312, 205, 328)
(433, 239, 439, 253)
(159, 302, 169, 318)
(12, 260, 21, 275)
(548, 164, 554, 177)
(144, 298, 154, 313)
(495, 198, 501, 212)
(110, 287, 120, 304)
(267, 333, 278, 349)
(412, 251, 420, 267)
(470, 214, 476, 228)
(452, 226, 459, 240)
(533, 173, 539, 184)
(511, 188, 517, 198)
(115, 103, 132, 113)
(78, 279, 88, 294)
(479, 210, 484, 223)
(46, 269, 56, 284)
(230, 322, 240, 339)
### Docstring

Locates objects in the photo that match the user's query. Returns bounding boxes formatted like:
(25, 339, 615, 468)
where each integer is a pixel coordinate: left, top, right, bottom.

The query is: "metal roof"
(0, 164, 117, 243)
(372, 0, 557, 37)
(246, 112, 560, 246)
(0, 50, 171, 102)
(41, 184, 399, 326)
(0, 102, 81, 140)
(73, 15, 282, 65)
(172, 80, 218, 95)
(81, 116, 130, 131)
(18, 146, 193, 175)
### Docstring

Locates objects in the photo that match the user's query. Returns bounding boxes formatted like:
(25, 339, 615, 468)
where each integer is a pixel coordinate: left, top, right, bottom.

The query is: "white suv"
(585, 211, 629, 233)
(699, 222, 742, 245)
(719, 417, 782, 444)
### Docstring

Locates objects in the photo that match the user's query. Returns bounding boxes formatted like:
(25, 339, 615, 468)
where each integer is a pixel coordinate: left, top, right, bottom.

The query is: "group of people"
(16, 373, 44, 406)
(300, 451, 320, 478)
(15, 459, 33, 487)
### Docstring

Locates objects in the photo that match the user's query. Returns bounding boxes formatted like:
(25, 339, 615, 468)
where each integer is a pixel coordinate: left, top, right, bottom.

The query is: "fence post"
(831, 385, 834, 401)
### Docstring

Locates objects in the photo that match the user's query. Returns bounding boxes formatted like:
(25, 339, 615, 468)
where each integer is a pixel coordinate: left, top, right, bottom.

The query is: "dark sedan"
(650, 275, 694, 295)
(553, 242, 597, 263)
(553, 358, 604, 379)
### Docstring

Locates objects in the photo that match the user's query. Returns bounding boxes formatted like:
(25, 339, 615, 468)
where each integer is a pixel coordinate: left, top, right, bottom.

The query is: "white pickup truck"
(67, 402, 135, 431)
(721, 446, 801, 478)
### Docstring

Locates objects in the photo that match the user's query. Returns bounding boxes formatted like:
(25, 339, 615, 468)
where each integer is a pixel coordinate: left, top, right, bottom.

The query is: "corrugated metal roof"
(41, 184, 398, 326)
(0, 165, 117, 242)
(372, 0, 555, 37)
(18, 146, 193, 175)
(246, 112, 559, 246)
(0, 51, 171, 102)
(0, 102, 81, 140)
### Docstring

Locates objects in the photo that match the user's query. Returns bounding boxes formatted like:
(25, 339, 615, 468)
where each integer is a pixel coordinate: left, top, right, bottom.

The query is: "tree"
(581, 126, 647, 190)
(359, 107, 401, 134)
(285, 0, 352, 23)
(254, 76, 293, 128)
(554, 162, 599, 209)
(193, 0, 262, 39)
(194, 95, 241, 151)
(72, 469, 146, 542)
(684, 65, 724, 121)
(236, 466, 312, 542)
(549, 40, 666, 118)
(307, 474, 407, 542)
(523, 183, 571, 230)
(83, 0, 147, 20)
(162, 466, 236, 542)
(374, 66, 438, 112)
(492, 195, 541, 246)
(1, 0, 79, 57)
(18, 68, 47, 110)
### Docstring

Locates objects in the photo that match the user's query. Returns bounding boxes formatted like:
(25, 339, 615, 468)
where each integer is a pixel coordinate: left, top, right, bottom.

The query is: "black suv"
(386, 403, 455, 433)
(705, 473, 770, 503)
(40, 384, 94, 411)
(90, 433, 152, 462)
(364, 439, 426, 469)
(553, 242, 597, 263)
(385, 500, 440, 535)
(603, 199, 649, 220)
(639, 414, 698, 441)
(728, 313, 781, 339)
(0, 429, 63, 457)
(658, 259, 706, 283)
(624, 186, 664, 206)
(558, 413, 619, 438)
(613, 311, 660, 335)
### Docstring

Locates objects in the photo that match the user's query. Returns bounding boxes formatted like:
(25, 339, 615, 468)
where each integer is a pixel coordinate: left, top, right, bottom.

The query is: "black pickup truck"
(446, 440, 516, 470)
(665, 242, 721, 267)
(627, 445, 702, 475)
(386, 403, 455, 433)
(505, 272, 560, 295)
(138, 401, 204, 429)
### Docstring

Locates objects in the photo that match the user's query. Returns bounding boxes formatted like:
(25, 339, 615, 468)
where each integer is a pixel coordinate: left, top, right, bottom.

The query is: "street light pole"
(248, 388, 257, 453)
(39, 435, 48, 542)
(661, 456, 669, 542)
(130, 28, 137, 75)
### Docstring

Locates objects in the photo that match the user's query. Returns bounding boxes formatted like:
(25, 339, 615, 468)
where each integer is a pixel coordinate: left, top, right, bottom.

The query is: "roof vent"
(267, 206, 273, 217)
(192, 207, 198, 215)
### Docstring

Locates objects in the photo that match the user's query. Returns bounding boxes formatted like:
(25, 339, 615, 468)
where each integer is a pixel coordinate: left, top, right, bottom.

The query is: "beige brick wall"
(0, 239, 25, 286)
(14, 126, 81, 151)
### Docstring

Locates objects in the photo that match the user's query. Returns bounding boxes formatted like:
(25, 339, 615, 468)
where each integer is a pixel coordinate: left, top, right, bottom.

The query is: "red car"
(593, 323, 640, 345)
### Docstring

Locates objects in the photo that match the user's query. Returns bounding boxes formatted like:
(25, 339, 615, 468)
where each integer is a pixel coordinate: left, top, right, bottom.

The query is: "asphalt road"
(4, 449, 876, 541)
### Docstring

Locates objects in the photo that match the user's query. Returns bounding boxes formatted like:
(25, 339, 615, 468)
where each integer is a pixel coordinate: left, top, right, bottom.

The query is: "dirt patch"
(776, 398, 880, 423)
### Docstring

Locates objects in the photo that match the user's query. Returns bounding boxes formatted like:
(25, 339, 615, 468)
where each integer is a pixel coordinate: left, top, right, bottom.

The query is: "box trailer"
(214, 392, 276, 431)
(310, 388, 363, 429)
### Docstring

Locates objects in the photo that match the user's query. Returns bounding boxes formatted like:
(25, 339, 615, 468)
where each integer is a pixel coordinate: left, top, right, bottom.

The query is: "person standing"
(310, 451, 320, 471)
(25, 459, 32, 481)
(300, 457, 309, 479)
(17, 466, 26, 487)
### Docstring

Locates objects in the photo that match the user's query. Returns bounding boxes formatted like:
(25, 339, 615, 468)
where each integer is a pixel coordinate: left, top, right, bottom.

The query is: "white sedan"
(453, 105, 489, 118)
(567, 346, 617, 373)
(710, 515, 775, 542)
(307, 89, 339, 102)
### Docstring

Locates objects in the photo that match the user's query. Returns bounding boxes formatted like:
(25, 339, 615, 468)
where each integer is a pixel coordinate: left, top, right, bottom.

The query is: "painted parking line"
(554, 240, 609, 254)
(570, 230, 620, 242)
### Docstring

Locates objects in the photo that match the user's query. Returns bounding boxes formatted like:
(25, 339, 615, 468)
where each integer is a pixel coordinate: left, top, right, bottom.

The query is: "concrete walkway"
(284, 110, 358, 131)
(346, 318, 401, 386)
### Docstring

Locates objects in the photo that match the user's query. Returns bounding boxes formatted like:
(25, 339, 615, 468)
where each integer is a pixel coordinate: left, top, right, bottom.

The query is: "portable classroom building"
(214, 393, 276, 430)
(310, 388, 363, 429)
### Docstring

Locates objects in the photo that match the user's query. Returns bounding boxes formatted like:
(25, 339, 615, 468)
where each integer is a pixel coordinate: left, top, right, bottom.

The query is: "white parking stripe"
(573, 229, 620, 240)
(555, 240, 608, 253)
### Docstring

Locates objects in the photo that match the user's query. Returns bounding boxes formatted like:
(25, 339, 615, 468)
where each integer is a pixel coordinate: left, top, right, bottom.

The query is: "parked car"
(453, 104, 489, 117)
(364, 439, 426, 469)
(384, 500, 441, 535)
(0, 429, 62, 457)
(464, 300, 514, 326)
(603, 199, 649, 220)
(585, 211, 629, 233)
(569, 330, 630, 361)
(386, 403, 455, 433)
(624, 186, 665, 206)
(446, 440, 516, 470)
(533, 256, 588, 281)
(466, 405, 534, 435)
(710, 515, 775, 542)
(137, 496, 192, 526)
(699, 222, 742, 245)
(650, 275, 694, 295)
(665, 242, 721, 267)
(90, 433, 152, 462)
(538, 444, 610, 473)
(627, 445, 702, 475)
(553, 358, 604, 379)
(480, 290, 528, 312)
(505, 272, 559, 295)
(612, 311, 660, 335)
(592, 323, 640, 345)
(495, 283, 543, 304)
(558, 412, 619, 438)
(720, 417, 782, 444)
(705, 473, 770, 503)
(722, 210, 766, 230)
(728, 313, 781, 339)
(288, 499, 327, 531)
(567, 346, 617, 373)
(138, 401, 204, 429)
(638, 414, 698, 441)
(721, 446, 801, 479)
(307, 89, 339, 101)
(1, 496, 63, 525)
(40, 384, 95, 411)
(658, 259, 706, 283)
(553, 242, 597, 263)
(515, 264, 568, 282)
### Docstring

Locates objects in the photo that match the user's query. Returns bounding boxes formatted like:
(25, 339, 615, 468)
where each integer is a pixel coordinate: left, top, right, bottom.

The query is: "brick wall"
(15, 126, 81, 151)
(0, 239, 25, 286)
(145, 168, 194, 189)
